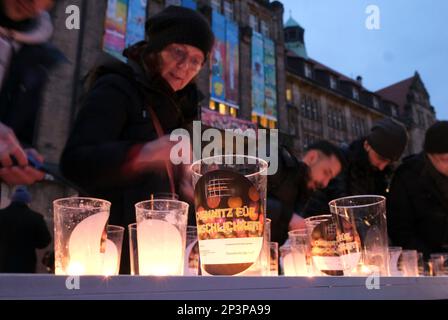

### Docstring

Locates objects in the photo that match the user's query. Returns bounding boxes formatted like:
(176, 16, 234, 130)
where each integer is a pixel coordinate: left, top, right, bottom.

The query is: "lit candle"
(137, 219, 184, 276)
(292, 251, 308, 276)
(282, 252, 296, 276)
(101, 239, 119, 276)
(67, 211, 109, 275)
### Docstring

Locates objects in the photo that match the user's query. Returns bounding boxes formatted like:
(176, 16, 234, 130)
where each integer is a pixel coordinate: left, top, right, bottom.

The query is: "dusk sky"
(280, 0, 447, 120)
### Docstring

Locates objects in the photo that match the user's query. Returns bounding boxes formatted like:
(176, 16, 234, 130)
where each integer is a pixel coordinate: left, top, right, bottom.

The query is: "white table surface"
(1, 274, 448, 300)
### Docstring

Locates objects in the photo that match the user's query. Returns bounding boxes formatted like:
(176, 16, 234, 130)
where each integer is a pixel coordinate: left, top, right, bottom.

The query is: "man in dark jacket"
(0, 186, 52, 273)
(268, 141, 345, 245)
(388, 121, 448, 258)
(0, 0, 63, 185)
(302, 118, 408, 218)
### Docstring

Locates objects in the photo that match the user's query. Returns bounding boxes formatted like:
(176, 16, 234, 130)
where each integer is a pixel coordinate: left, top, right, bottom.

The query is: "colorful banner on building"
(125, 0, 147, 48)
(251, 31, 265, 115)
(225, 20, 239, 107)
(103, 0, 128, 60)
(182, 0, 197, 9)
(210, 11, 227, 102)
(264, 38, 277, 119)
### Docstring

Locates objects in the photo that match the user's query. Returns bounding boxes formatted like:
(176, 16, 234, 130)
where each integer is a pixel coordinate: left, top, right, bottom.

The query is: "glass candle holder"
(54, 197, 111, 275)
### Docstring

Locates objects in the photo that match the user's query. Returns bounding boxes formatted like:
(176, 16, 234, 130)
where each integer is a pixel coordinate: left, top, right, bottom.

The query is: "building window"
(249, 14, 259, 32)
(259, 116, 268, 128)
(251, 114, 258, 124)
(352, 115, 367, 137)
(413, 91, 421, 103)
(304, 64, 312, 78)
(219, 103, 227, 115)
(292, 84, 300, 105)
(373, 97, 379, 109)
(391, 105, 398, 117)
(352, 87, 359, 100)
(300, 95, 321, 121)
(286, 88, 293, 103)
(223, 0, 234, 20)
(211, 0, 222, 12)
(328, 106, 346, 131)
(330, 76, 337, 89)
(260, 20, 270, 37)
(285, 28, 298, 42)
(303, 132, 320, 149)
(210, 100, 239, 118)
(229, 106, 238, 118)
(417, 110, 425, 127)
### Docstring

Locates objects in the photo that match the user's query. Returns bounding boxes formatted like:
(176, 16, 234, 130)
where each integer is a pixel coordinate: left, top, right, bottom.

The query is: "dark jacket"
(302, 139, 391, 217)
(387, 153, 448, 258)
(267, 146, 310, 245)
(0, 11, 65, 146)
(60, 52, 201, 273)
(0, 202, 52, 273)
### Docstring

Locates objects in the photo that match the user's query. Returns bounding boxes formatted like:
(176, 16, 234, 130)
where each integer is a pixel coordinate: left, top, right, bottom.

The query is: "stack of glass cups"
(329, 195, 390, 276)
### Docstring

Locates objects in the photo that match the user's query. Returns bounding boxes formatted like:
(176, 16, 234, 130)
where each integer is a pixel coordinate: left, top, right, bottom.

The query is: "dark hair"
(424, 121, 448, 154)
(306, 140, 347, 169)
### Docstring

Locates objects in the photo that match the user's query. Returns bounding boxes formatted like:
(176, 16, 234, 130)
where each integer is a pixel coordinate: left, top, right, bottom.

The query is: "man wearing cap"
(388, 121, 448, 258)
(300, 118, 408, 217)
(0, 186, 51, 273)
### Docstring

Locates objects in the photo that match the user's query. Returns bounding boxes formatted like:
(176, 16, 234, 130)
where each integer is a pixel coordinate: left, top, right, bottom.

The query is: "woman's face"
(159, 43, 205, 92)
(2, 0, 55, 21)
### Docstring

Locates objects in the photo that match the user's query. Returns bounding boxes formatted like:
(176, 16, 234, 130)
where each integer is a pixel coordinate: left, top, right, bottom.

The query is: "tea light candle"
(137, 219, 183, 276)
(67, 211, 109, 275)
(101, 239, 119, 276)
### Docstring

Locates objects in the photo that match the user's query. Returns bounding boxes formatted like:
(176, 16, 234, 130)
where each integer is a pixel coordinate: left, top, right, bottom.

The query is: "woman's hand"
(130, 135, 178, 173)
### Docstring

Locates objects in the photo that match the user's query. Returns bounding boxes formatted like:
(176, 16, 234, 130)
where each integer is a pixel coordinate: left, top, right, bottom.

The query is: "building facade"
(5, 1, 437, 272)
(284, 17, 401, 155)
(376, 72, 437, 155)
(283, 17, 436, 156)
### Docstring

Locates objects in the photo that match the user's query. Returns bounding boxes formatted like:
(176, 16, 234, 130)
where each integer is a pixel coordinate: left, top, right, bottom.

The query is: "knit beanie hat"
(424, 121, 448, 154)
(145, 6, 215, 58)
(367, 118, 408, 161)
(11, 186, 32, 204)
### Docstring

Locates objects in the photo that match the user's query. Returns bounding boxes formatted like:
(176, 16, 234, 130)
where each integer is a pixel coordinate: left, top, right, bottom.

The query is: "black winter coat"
(60, 58, 201, 273)
(387, 153, 448, 258)
(302, 139, 391, 217)
(267, 146, 310, 245)
(0, 202, 52, 273)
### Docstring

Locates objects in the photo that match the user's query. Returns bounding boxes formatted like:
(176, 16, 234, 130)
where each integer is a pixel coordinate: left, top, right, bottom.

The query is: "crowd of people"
(0, 1, 447, 274)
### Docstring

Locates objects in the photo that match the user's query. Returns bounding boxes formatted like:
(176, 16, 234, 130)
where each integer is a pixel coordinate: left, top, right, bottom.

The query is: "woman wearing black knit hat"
(60, 6, 214, 273)
(388, 121, 448, 259)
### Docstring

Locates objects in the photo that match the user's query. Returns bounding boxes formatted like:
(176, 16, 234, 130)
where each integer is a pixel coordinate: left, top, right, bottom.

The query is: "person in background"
(388, 121, 448, 258)
(300, 118, 408, 219)
(60, 6, 214, 273)
(268, 141, 346, 245)
(0, 186, 51, 273)
(0, 0, 63, 185)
